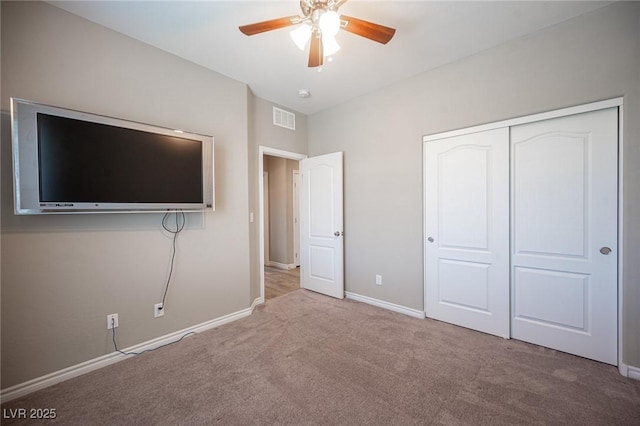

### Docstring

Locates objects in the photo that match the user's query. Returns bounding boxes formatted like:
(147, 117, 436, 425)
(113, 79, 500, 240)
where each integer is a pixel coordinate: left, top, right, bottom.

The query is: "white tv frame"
(11, 98, 215, 214)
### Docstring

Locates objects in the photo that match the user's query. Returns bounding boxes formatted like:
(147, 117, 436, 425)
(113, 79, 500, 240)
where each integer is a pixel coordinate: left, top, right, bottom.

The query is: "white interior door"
(511, 108, 618, 365)
(425, 128, 510, 338)
(300, 152, 344, 299)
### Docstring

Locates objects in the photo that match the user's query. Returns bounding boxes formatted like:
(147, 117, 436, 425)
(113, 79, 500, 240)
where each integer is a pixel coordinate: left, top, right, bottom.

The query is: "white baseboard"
(266, 261, 296, 270)
(251, 296, 264, 312)
(345, 291, 426, 319)
(625, 364, 640, 381)
(0, 307, 252, 403)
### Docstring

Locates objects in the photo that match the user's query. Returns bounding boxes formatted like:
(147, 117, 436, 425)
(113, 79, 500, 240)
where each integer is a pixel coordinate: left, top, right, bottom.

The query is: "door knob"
(334, 231, 343, 237)
(427, 237, 434, 243)
(600, 247, 612, 255)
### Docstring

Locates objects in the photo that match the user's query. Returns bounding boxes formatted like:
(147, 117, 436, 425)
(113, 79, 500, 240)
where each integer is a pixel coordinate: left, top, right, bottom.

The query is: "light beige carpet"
(3, 289, 639, 425)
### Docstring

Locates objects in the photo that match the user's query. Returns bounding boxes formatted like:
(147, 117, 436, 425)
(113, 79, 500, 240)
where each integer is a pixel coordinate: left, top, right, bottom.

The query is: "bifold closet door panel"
(510, 108, 618, 365)
(425, 128, 510, 338)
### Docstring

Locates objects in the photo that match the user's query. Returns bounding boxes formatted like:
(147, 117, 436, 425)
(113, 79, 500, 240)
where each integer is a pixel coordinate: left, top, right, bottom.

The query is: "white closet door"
(511, 108, 618, 365)
(425, 128, 510, 338)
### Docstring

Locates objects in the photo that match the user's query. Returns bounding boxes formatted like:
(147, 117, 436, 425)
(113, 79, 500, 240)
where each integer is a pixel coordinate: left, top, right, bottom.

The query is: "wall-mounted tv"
(11, 98, 214, 214)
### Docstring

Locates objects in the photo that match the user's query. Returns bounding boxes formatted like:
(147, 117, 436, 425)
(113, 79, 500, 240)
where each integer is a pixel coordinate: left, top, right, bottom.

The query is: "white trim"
(619, 361, 640, 381)
(619, 361, 628, 377)
(628, 366, 640, 381)
(258, 146, 307, 303)
(617, 103, 625, 372)
(266, 261, 296, 270)
(260, 146, 307, 161)
(423, 98, 625, 371)
(422, 133, 429, 321)
(293, 170, 301, 268)
(423, 97, 623, 142)
(345, 292, 426, 319)
(251, 297, 264, 312)
(0, 307, 252, 403)
(263, 171, 270, 265)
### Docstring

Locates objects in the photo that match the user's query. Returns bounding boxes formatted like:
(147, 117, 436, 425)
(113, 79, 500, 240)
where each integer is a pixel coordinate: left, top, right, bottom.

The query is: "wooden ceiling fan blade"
(239, 16, 299, 36)
(308, 32, 324, 68)
(341, 15, 396, 44)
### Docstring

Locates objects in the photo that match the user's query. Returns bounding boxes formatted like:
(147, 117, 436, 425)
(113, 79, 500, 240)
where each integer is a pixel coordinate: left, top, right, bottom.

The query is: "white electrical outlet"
(107, 313, 119, 329)
(375, 274, 382, 285)
(154, 303, 165, 318)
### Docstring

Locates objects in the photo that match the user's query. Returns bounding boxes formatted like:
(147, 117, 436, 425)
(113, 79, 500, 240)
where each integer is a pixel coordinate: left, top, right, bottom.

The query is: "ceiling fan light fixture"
(239, 1, 396, 68)
(290, 24, 312, 50)
(319, 10, 341, 36)
(322, 34, 341, 57)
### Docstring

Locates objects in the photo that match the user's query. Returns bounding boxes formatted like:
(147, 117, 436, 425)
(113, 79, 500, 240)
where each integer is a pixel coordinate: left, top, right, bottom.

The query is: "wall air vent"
(273, 107, 296, 130)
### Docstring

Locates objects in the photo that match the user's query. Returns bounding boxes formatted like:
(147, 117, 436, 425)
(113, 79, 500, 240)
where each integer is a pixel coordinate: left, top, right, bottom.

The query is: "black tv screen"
(37, 113, 203, 205)
(10, 98, 214, 214)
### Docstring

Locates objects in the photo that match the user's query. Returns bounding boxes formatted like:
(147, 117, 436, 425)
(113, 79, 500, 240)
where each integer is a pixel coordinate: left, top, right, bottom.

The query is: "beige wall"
(1, 1, 253, 388)
(307, 2, 640, 367)
(249, 97, 307, 301)
(247, 90, 259, 304)
(252, 96, 308, 156)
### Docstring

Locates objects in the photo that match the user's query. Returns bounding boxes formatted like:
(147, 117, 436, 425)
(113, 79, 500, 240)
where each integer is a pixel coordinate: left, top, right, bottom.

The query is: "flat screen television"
(11, 98, 214, 214)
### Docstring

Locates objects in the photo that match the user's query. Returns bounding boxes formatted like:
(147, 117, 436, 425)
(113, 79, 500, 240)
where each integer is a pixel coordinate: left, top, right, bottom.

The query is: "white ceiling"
(50, 1, 612, 115)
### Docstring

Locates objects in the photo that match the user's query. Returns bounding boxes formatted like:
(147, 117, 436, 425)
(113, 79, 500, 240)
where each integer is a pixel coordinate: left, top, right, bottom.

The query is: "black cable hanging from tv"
(159, 210, 186, 311)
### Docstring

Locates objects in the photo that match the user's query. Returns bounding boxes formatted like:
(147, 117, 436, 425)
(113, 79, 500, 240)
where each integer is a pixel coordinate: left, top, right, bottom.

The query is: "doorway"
(259, 147, 307, 302)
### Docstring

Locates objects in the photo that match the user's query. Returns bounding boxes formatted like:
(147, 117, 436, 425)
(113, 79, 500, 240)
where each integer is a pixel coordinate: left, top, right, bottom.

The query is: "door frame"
(263, 171, 270, 266)
(293, 170, 301, 267)
(258, 146, 307, 303)
(422, 97, 626, 372)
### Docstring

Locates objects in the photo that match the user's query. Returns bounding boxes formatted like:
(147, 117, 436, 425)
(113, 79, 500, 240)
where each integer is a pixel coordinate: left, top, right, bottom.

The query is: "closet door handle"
(600, 247, 612, 255)
(427, 237, 434, 243)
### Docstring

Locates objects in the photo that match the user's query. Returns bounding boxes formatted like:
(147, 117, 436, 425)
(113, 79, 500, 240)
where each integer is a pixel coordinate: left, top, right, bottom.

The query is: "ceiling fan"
(239, 0, 396, 68)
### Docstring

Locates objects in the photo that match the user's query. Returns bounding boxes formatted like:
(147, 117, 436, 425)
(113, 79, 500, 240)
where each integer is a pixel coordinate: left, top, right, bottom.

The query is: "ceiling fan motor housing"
(301, 0, 335, 18)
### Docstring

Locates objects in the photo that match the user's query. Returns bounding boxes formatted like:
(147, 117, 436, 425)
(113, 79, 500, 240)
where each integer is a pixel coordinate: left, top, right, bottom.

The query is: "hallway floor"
(264, 266, 300, 300)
